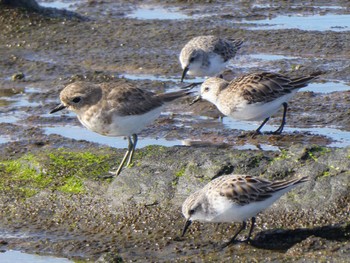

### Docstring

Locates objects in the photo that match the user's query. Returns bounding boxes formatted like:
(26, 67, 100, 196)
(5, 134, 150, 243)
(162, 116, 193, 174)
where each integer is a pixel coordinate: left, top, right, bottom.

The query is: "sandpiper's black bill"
(50, 103, 66, 114)
(181, 82, 203, 90)
(181, 66, 189, 82)
(189, 95, 201, 106)
(181, 219, 192, 237)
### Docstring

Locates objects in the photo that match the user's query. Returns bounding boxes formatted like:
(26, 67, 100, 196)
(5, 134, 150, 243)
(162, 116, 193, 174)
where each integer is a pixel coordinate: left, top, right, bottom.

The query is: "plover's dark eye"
(189, 57, 195, 63)
(204, 87, 210, 92)
(72, 97, 81, 103)
(189, 209, 195, 215)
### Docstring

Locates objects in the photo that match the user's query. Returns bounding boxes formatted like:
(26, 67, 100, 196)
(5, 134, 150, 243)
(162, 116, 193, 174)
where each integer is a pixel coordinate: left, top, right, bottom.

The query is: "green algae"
(0, 149, 112, 197)
(0, 153, 52, 198)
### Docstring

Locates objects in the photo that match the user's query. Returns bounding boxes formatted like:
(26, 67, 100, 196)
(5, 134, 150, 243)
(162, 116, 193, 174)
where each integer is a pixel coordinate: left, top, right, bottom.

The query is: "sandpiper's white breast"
(219, 92, 297, 121)
(187, 54, 226, 77)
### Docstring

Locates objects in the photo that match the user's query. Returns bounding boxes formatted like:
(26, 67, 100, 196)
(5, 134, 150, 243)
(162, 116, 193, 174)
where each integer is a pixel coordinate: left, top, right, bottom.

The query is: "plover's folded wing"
(105, 84, 163, 116)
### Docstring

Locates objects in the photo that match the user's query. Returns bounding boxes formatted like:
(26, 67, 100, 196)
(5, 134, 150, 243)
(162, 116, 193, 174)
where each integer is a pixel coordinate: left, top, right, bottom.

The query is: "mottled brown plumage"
(181, 173, 308, 244)
(179, 35, 243, 81)
(195, 71, 321, 134)
(50, 81, 192, 176)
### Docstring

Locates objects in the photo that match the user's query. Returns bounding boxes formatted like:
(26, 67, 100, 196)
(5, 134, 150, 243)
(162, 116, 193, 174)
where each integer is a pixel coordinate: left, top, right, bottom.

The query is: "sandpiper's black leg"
(126, 133, 138, 167)
(254, 117, 270, 135)
(273, 102, 288, 134)
(222, 221, 247, 248)
(245, 217, 256, 243)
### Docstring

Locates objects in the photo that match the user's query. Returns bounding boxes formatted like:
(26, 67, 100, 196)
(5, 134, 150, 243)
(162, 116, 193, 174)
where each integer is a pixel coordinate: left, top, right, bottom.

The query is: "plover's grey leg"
(115, 135, 134, 176)
(126, 133, 138, 167)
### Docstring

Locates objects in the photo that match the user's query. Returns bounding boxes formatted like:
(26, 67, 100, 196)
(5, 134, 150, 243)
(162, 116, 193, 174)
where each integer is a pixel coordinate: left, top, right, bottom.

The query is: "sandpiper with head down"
(191, 72, 321, 135)
(50, 81, 192, 176)
(179, 35, 243, 82)
(181, 174, 308, 246)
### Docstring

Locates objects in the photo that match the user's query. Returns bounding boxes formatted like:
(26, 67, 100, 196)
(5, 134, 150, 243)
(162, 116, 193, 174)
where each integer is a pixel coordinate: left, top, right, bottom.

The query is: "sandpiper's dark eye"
(204, 87, 210, 92)
(72, 97, 81, 103)
(189, 209, 195, 215)
(189, 57, 195, 63)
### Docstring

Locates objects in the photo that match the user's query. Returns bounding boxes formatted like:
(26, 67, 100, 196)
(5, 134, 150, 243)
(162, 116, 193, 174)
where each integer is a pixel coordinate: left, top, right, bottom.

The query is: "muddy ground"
(0, 0, 349, 262)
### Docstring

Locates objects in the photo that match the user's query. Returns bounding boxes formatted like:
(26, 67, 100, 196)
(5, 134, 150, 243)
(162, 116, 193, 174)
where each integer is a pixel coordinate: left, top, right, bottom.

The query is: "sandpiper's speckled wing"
(214, 174, 308, 205)
(103, 83, 163, 116)
(228, 72, 319, 104)
(187, 35, 243, 61)
(212, 37, 243, 62)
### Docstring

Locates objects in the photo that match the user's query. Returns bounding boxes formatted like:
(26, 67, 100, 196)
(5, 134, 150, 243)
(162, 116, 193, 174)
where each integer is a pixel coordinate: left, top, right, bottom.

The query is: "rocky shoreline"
(0, 0, 349, 262)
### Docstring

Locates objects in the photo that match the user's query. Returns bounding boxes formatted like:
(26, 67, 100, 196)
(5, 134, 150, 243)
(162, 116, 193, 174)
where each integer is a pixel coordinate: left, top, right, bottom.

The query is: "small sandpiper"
(191, 71, 321, 134)
(181, 173, 308, 246)
(179, 35, 243, 82)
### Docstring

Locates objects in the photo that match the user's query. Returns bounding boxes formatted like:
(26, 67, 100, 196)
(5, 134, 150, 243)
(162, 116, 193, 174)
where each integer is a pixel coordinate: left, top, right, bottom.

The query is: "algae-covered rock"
(0, 145, 349, 262)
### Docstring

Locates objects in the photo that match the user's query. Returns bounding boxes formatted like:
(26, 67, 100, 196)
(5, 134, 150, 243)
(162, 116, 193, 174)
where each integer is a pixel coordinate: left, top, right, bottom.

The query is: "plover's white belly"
(224, 93, 296, 121)
(79, 107, 162, 137)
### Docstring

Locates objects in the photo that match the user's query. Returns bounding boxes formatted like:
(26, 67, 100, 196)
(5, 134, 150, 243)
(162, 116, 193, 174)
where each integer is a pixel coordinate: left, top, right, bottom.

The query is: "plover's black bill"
(50, 103, 66, 114)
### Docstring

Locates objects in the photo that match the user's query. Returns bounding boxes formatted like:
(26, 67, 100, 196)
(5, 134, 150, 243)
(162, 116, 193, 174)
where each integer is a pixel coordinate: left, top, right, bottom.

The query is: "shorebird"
(50, 81, 192, 176)
(179, 35, 243, 82)
(182, 173, 308, 246)
(191, 72, 321, 134)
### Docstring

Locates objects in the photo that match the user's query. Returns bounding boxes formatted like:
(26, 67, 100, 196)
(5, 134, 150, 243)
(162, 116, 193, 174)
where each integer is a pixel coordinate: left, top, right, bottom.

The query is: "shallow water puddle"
(121, 71, 350, 94)
(0, 87, 38, 124)
(44, 125, 183, 148)
(222, 118, 350, 148)
(0, 87, 41, 108)
(127, 5, 189, 20)
(0, 250, 72, 263)
(120, 73, 205, 91)
(36, 0, 83, 10)
(0, 115, 21, 124)
(303, 82, 350, 93)
(120, 73, 182, 83)
(0, 136, 11, 144)
(234, 143, 280, 151)
(233, 53, 302, 70)
(248, 54, 300, 61)
(246, 13, 350, 31)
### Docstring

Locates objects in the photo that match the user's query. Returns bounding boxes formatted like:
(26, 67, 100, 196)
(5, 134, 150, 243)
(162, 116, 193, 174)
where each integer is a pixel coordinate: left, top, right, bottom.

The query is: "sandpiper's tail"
(290, 71, 324, 89)
(271, 176, 309, 192)
(229, 38, 244, 51)
(157, 89, 193, 102)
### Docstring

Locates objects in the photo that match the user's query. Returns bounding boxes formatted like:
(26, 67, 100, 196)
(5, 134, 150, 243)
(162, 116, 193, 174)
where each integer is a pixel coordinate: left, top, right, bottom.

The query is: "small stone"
(96, 252, 124, 263)
(11, 72, 25, 81)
